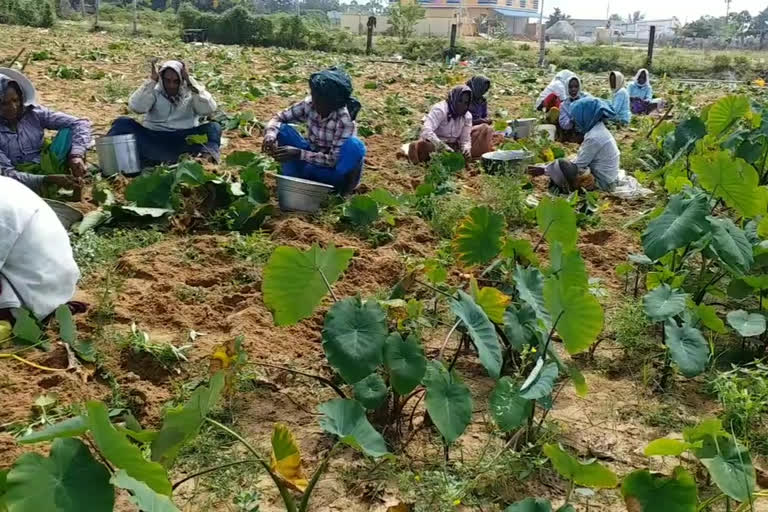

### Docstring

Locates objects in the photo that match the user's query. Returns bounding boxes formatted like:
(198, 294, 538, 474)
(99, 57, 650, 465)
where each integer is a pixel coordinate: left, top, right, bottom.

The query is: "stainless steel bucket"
(96, 134, 140, 176)
(512, 118, 538, 139)
(276, 174, 334, 212)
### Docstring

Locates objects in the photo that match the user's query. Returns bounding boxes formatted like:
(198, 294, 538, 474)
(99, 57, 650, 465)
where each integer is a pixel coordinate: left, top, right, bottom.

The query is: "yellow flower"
(453, 499, 461, 506)
(414, 475, 421, 481)
(754, 78, 766, 88)
(0, 320, 11, 342)
(531, 347, 537, 353)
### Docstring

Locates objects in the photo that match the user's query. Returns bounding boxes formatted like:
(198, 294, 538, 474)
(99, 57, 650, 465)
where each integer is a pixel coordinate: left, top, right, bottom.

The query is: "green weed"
(223, 231, 275, 265)
(711, 363, 768, 454)
(478, 174, 532, 227)
(426, 194, 477, 240)
(72, 228, 165, 276)
(174, 285, 208, 304)
(117, 323, 190, 370)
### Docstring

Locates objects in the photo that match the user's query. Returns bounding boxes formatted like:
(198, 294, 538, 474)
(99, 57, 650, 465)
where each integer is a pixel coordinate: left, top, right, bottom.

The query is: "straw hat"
(0, 67, 37, 106)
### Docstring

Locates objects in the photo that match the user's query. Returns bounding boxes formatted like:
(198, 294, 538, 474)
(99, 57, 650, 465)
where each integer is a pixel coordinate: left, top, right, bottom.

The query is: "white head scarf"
(610, 71, 625, 92)
(156, 60, 191, 103)
(535, 69, 575, 108)
(633, 68, 650, 89)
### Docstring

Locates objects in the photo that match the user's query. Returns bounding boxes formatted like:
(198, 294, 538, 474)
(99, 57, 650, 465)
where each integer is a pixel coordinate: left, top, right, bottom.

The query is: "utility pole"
(296, 0, 299, 16)
(537, 0, 546, 67)
(725, 0, 731, 19)
(132, 0, 138, 34)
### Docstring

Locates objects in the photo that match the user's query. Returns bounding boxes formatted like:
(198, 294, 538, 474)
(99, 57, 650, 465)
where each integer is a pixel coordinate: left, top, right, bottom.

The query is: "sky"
(542, 0, 766, 24)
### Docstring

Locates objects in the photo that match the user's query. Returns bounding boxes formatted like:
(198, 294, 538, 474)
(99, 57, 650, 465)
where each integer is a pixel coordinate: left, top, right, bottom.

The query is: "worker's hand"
(68, 156, 87, 178)
(484, 118, 493, 125)
(462, 149, 472, 162)
(273, 146, 301, 162)
(180, 61, 199, 94)
(43, 174, 76, 188)
(261, 136, 277, 155)
(149, 59, 159, 82)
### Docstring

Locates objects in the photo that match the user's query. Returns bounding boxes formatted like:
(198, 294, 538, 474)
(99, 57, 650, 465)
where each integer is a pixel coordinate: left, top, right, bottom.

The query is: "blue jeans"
(277, 124, 366, 195)
(107, 117, 222, 166)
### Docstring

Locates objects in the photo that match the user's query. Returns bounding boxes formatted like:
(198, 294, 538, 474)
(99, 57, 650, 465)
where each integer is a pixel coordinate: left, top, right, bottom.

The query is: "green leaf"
(451, 290, 502, 379)
(317, 399, 390, 458)
(544, 277, 604, 354)
(422, 360, 472, 444)
(520, 361, 558, 400)
(543, 443, 618, 488)
(672, 116, 707, 155)
(19, 415, 88, 444)
(643, 284, 687, 322)
(503, 305, 537, 350)
(55, 305, 76, 344)
(726, 310, 766, 337)
(263, 244, 355, 326)
(707, 95, 749, 136)
(185, 133, 208, 145)
(707, 216, 753, 274)
(151, 372, 225, 468)
(503, 498, 553, 512)
(322, 297, 388, 384)
(124, 169, 177, 209)
(12, 309, 42, 344)
(452, 206, 506, 266)
(568, 365, 588, 397)
(78, 209, 111, 234)
(225, 151, 258, 167)
(621, 467, 697, 512)
(110, 206, 174, 219)
(758, 217, 768, 240)
(87, 401, 172, 495)
(4, 438, 114, 512)
(664, 322, 710, 377)
(644, 438, 696, 457)
(383, 333, 427, 395)
(536, 197, 578, 250)
(694, 435, 755, 502)
(502, 238, 539, 266)
(549, 242, 589, 293)
(693, 304, 726, 333)
(683, 418, 727, 443)
(473, 285, 511, 324)
(692, 152, 766, 218)
(368, 188, 402, 207)
(489, 377, 533, 432)
(514, 265, 551, 327)
(175, 160, 216, 187)
(111, 470, 180, 512)
(641, 193, 710, 261)
(352, 374, 388, 410)
(343, 195, 379, 227)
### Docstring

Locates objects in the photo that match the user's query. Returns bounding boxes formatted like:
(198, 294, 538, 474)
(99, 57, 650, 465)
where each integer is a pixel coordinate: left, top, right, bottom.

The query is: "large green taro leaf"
(352, 374, 388, 410)
(672, 116, 707, 156)
(317, 399, 390, 458)
(621, 467, 697, 512)
(643, 284, 687, 323)
(451, 290, 502, 379)
(343, 195, 379, 227)
(520, 361, 558, 400)
(451, 206, 506, 266)
(641, 193, 710, 261)
(87, 402, 171, 496)
(489, 377, 533, 432)
(124, 168, 177, 209)
(503, 499, 553, 512)
(422, 360, 472, 444)
(322, 297, 388, 384)
(548, 242, 589, 293)
(726, 309, 766, 337)
(694, 434, 755, 502)
(383, 333, 426, 395)
(664, 322, 710, 378)
(4, 438, 114, 512)
(514, 265, 551, 327)
(262, 244, 354, 326)
(707, 95, 749, 136)
(543, 277, 603, 354)
(111, 470, 180, 512)
(536, 197, 578, 250)
(543, 443, 618, 488)
(692, 152, 766, 218)
(151, 372, 225, 467)
(707, 216, 753, 274)
(503, 305, 538, 350)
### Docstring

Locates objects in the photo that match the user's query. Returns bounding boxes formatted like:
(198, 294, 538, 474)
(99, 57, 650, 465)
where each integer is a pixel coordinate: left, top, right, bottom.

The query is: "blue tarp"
(493, 7, 536, 17)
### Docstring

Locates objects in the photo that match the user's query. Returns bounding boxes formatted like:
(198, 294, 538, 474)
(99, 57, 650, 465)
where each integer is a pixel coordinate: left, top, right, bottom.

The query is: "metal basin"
(511, 118, 538, 139)
(276, 174, 334, 212)
(96, 134, 140, 177)
(481, 150, 534, 175)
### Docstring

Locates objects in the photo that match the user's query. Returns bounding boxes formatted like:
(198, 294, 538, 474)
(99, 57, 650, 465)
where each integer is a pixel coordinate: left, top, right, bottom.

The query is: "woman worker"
(535, 69, 574, 123)
(261, 67, 366, 195)
(557, 75, 588, 143)
(547, 97, 620, 194)
(0, 68, 91, 193)
(407, 85, 492, 164)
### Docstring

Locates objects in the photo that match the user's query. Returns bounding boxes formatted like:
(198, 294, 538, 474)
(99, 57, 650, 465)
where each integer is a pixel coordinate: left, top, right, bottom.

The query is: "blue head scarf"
(570, 97, 616, 133)
(309, 67, 361, 120)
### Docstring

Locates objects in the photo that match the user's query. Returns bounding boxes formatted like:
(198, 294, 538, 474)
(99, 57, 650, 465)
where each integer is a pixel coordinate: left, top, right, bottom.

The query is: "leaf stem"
(205, 418, 298, 512)
(299, 443, 339, 512)
(564, 479, 575, 504)
(172, 459, 260, 490)
(247, 362, 347, 399)
(437, 320, 462, 361)
(533, 221, 553, 252)
(414, 279, 456, 300)
(318, 268, 338, 302)
(0, 353, 63, 372)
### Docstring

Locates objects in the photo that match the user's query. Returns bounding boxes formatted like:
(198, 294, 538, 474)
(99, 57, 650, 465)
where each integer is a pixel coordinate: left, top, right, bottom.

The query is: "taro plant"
(626, 418, 765, 510)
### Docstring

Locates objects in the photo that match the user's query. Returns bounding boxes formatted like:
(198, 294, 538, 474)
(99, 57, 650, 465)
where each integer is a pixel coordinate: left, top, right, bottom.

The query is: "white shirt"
(421, 101, 472, 154)
(0, 177, 80, 319)
(128, 77, 217, 132)
(573, 122, 620, 189)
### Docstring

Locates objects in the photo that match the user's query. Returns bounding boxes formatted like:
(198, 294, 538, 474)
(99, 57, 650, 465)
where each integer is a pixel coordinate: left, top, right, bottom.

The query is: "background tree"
(681, 15, 720, 38)
(545, 7, 569, 29)
(302, 0, 337, 12)
(627, 10, 644, 23)
(749, 6, 768, 48)
(388, 1, 424, 41)
(608, 13, 623, 26)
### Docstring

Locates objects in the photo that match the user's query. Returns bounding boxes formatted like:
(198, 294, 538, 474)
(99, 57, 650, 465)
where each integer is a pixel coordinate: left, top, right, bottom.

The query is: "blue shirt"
(611, 88, 631, 124)
(628, 81, 653, 101)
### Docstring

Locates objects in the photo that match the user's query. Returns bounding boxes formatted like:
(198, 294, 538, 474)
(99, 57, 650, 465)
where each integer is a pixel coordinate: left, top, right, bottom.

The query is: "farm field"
(1, 21, 768, 512)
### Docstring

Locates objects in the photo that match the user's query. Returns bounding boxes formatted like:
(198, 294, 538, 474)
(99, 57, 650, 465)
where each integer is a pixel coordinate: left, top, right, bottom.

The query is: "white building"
(617, 18, 681, 41)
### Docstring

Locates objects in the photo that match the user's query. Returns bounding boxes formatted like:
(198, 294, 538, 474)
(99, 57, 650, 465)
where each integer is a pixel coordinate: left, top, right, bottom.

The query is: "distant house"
(616, 18, 681, 40)
(569, 19, 607, 38)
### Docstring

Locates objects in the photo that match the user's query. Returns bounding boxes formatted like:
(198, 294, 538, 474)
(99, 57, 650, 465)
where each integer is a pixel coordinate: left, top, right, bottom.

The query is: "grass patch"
(223, 231, 275, 266)
(73, 228, 165, 276)
(478, 174, 533, 228)
(427, 194, 477, 240)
